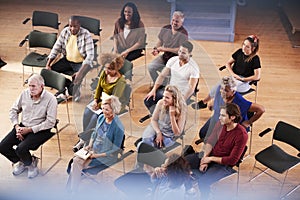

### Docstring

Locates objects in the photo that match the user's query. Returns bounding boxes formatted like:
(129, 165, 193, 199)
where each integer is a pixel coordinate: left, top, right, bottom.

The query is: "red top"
(207, 122, 248, 166)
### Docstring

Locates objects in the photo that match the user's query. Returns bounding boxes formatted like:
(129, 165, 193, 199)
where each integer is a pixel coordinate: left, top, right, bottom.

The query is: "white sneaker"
(27, 156, 39, 179)
(12, 161, 25, 176)
(72, 139, 85, 152)
(56, 93, 67, 100)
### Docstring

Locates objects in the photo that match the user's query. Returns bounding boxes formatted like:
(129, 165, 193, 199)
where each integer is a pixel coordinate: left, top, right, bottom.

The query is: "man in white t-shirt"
(140, 41, 199, 122)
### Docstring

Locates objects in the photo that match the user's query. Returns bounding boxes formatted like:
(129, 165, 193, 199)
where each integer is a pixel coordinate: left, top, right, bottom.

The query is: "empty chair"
(22, 10, 60, 31)
(19, 10, 60, 47)
(40, 69, 70, 130)
(249, 121, 300, 198)
(21, 31, 57, 84)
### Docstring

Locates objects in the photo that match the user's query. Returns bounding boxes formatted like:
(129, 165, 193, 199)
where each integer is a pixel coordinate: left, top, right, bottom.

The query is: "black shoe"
(0, 58, 7, 68)
(191, 100, 207, 110)
(195, 138, 204, 145)
(139, 114, 151, 123)
(72, 140, 84, 152)
(134, 137, 143, 147)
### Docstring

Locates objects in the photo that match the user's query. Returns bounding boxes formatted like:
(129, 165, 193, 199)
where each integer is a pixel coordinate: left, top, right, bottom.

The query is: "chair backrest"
(273, 121, 300, 151)
(40, 69, 66, 92)
(119, 59, 133, 81)
(28, 31, 57, 49)
(32, 10, 59, 30)
(142, 33, 147, 50)
(121, 83, 132, 107)
(74, 15, 101, 36)
(235, 145, 248, 167)
(137, 142, 167, 168)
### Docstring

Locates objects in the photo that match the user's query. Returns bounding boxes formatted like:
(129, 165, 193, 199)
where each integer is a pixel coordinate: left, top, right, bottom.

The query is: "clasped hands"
(15, 125, 31, 141)
(199, 156, 211, 172)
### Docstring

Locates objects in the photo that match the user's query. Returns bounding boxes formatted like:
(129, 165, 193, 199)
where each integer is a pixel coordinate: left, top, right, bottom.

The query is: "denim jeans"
(185, 153, 236, 199)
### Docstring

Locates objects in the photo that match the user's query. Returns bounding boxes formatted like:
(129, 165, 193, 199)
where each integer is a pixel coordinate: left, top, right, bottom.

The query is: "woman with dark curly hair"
(113, 2, 145, 61)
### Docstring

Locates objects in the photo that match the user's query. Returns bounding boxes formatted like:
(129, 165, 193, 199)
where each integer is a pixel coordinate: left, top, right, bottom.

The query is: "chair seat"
(239, 88, 255, 95)
(22, 52, 48, 67)
(56, 97, 66, 104)
(255, 144, 300, 174)
(93, 39, 98, 44)
(63, 70, 75, 76)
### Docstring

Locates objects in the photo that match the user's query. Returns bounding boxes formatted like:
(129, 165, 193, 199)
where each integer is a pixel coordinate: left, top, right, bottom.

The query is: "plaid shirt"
(48, 27, 94, 67)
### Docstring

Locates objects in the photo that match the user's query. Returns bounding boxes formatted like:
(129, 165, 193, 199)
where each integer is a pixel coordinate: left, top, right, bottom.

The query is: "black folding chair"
(21, 31, 57, 84)
(249, 121, 300, 199)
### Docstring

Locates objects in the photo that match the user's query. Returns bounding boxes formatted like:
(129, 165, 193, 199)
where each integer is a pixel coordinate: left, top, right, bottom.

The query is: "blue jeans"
(185, 153, 236, 199)
(142, 124, 175, 148)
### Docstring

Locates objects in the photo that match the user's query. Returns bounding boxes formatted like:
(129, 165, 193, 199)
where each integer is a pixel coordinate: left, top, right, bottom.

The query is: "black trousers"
(51, 57, 82, 95)
(0, 125, 53, 166)
(125, 49, 143, 62)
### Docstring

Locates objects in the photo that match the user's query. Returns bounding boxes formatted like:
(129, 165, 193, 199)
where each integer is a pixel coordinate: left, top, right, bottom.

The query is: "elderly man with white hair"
(0, 73, 57, 179)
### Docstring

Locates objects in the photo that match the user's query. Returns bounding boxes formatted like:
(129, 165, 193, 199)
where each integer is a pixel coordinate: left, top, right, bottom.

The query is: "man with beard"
(141, 40, 199, 122)
(148, 11, 188, 83)
(185, 103, 248, 199)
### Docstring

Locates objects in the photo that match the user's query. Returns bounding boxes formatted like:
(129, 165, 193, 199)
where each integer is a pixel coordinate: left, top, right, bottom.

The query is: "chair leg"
(22, 65, 25, 85)
(40, 131, 62, 176)
(236, 166, 240, 197)
(279, 171, 289, 198)
(144, 48, 147, 77)
(128, 105, 133, 137)
(254, 85, 258, 103)
(249, 163, 281, 183)
(281, 184, 300, 199)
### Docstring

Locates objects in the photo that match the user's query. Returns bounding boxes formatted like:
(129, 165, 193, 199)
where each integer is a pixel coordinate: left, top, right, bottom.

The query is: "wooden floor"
(0, 0, 299, 199)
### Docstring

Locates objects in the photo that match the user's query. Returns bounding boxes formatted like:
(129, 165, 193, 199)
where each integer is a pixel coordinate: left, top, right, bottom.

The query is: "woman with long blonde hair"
(141, 85, 187, 148)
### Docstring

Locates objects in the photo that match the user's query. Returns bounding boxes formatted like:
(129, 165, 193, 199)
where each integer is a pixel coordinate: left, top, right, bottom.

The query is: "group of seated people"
(0, 1, 266, 199)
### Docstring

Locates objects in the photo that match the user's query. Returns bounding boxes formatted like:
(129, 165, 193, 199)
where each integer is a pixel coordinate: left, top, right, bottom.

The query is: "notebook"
(74, 148, 91, 160)
(86, 92, 110, 115)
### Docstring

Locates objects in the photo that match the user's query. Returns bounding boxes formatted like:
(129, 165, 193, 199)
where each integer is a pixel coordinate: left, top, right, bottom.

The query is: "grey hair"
(172, 11, 184, 22)
(221, 76, 237, 91)
(28, 73, 45, 86)
(103, 95, 121, 114)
